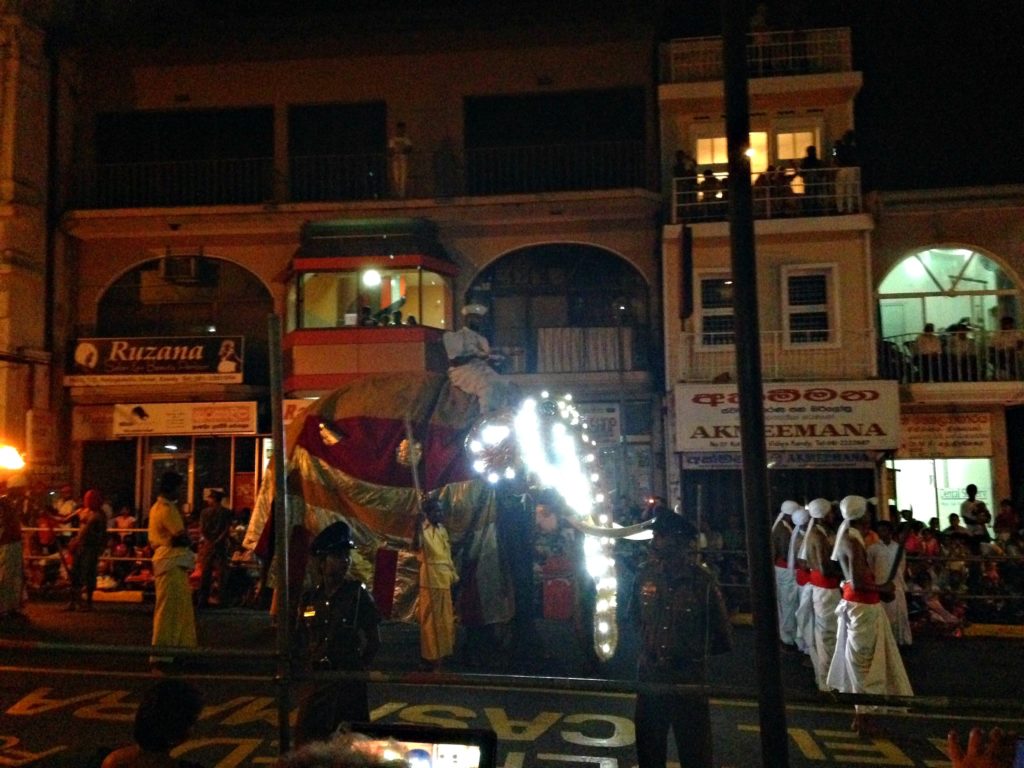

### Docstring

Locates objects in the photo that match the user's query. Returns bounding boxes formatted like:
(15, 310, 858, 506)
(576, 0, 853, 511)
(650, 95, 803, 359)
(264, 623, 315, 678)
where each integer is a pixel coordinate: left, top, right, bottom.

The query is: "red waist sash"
(774, 558, 788, 568)
(795, 567, 811, 586)
(842, 582, 880, 604)
(809, 570, 840, 589)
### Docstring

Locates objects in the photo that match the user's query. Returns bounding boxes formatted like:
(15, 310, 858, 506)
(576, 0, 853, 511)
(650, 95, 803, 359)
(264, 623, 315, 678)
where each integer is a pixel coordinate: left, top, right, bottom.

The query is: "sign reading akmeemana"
(674, 380, 900, 453)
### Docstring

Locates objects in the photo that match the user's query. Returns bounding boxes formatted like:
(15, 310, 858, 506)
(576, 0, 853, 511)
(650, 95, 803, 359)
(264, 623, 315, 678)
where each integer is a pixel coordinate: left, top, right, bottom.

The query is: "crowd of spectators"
(886, 317, 1024, 383)
(629, 494, 1024, 629)
(16, 487, 256, 606)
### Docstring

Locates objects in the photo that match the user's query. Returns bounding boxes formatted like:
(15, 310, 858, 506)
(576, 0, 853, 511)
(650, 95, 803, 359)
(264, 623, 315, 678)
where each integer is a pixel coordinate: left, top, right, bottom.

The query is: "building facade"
(48, 7, 664, 514)
(871, 186, 1024, 521)
(658, 27, 898, 525)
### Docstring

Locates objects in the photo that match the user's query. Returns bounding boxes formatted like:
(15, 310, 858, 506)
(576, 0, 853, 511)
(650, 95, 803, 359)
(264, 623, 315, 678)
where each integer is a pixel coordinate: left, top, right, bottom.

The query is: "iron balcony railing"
(74, 140, 646, 208)
(678, 329, 876, 382)
(466, 139, 645, 196)
(496, 325, 650, 376)
(290, 152, 387, 202)
(663, 27, 853, 84)
(671, 166, 861, 224)
(75, 157, 275, 208)
(881, 331, 1024, 384)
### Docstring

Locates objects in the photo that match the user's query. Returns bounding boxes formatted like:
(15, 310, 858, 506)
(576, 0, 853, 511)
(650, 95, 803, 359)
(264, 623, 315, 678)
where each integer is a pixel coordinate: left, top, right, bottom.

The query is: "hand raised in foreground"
(948, 727, 1017, 768)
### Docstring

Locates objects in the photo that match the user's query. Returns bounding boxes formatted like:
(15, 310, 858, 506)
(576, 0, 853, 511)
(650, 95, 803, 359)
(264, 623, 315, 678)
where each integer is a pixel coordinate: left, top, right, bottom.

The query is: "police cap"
(311, 521, 355, 556)
(651, 509, 699, 540)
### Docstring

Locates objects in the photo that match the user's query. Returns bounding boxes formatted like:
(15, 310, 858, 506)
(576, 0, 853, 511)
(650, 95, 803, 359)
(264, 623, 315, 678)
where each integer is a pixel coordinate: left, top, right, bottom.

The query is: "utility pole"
(721, 1, 791, 766)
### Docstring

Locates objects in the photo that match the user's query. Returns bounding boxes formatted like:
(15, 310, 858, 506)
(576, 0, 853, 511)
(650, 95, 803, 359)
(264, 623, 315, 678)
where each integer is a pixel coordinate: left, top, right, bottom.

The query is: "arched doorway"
(878, 246, 1021, 342)
(877, 246, 1022, 525)
(86, 256, 274, 518)
(467, 243, 656, 505)
(467, 243, 650, 375)
(98, 256, 273, 386)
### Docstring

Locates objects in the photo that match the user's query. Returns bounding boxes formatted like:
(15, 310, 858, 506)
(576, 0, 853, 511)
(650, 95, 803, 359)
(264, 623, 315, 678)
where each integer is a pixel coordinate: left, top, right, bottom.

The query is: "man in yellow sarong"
(148, 471, 197, 670)
(414, 497, 459, 671)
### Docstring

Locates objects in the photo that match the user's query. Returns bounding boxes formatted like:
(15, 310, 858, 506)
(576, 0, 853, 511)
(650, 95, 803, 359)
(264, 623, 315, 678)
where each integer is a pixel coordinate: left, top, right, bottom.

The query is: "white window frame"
(781, 264, 839, 348)
(696, 271, 736, 349)
(770, 116, 824, 167)
(691, 123, 769, 175)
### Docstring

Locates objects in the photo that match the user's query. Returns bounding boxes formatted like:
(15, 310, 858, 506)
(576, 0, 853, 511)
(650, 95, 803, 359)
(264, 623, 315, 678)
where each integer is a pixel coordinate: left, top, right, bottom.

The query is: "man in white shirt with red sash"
(772, 500, 801, 648)
(799, 497, 841, 691)
(827, 495, 912, 734)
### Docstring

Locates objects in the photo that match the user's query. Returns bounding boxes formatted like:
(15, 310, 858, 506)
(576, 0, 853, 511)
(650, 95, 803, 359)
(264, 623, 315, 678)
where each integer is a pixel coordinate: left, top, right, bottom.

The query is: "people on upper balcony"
(911, 322, 943, 382)
(989, 315, 1024, 380)
(798, 146, 825, 214)
(945, 320, 978, 381)
(388, 121, 413, 199)
(698, 169, 725, 219)
(832, 131, 859, 213)
(672, 150, 698, 211)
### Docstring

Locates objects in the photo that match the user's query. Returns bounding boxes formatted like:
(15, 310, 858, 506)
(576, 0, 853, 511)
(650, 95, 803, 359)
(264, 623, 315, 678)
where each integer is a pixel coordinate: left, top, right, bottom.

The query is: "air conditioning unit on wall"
(160, 250, 203, 284)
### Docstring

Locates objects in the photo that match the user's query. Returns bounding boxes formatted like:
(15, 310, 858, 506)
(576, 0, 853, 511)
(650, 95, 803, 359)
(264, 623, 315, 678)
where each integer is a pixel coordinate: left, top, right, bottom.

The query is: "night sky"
(665, 0, 1024, 191)
(75, 0, 1024, 192)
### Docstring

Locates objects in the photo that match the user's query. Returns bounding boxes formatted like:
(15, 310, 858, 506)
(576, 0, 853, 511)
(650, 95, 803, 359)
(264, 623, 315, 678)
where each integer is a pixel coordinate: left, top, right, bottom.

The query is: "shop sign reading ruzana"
(674, 380, 900, 452)
(64, 336, 244, 385)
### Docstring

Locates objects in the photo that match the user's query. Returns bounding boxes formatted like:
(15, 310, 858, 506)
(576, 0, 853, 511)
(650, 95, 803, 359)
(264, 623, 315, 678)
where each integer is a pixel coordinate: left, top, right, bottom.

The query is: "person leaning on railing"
(989, 316, 1024, 380)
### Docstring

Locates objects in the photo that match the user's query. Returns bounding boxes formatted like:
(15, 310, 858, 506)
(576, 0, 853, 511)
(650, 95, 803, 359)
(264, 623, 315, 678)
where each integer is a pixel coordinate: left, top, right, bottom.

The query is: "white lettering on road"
(560, 714, 634, 747)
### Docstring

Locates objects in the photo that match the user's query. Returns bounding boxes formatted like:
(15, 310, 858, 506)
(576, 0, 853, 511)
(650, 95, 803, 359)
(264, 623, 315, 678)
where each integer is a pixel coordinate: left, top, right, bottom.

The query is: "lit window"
(294, 269, 451, 329)
(776, 131, 818, 162)
(695, 132, 768, 173)
(783, 266, 836, 345)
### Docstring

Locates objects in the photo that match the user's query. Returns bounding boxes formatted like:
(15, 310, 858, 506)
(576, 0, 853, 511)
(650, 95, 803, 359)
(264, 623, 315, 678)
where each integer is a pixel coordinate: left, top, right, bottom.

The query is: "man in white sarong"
(827, 495, 913, 734)
(867, 519, 912, 648)
(772, 500, 802, 647)
(443, 303, 512, 413)
(799, 497, 841, 691)
(790, 506, 814, 655)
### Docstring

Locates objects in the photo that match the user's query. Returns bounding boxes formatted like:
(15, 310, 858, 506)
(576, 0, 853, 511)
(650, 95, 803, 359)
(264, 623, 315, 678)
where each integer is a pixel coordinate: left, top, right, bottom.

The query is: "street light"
(0, 445, 25, 472)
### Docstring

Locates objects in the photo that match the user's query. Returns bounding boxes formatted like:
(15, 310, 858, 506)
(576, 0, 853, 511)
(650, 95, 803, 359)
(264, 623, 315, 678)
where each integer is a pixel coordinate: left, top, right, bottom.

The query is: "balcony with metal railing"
(289, 153, 387, 202)
(880, 331, 1024, 384)
(73, 157, 275, 208)
(678, 329, 877, 382)
(671, 166, 861, 224)
(465, 140, 646, 196)
(496, 326, 650, 376)
(662, 27, 853, 84)
(72, 139, 648, 209)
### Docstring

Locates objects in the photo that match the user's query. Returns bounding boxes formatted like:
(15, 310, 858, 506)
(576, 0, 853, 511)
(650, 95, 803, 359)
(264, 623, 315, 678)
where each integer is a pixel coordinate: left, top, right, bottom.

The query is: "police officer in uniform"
(632, 509, 732, 768)
(294, 520, 380, 745)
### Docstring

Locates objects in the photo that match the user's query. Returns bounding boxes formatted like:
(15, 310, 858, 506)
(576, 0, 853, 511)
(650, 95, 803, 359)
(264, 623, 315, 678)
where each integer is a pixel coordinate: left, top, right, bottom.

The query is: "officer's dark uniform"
(633, 511, 732, 768)
(294, 521, 380, 745)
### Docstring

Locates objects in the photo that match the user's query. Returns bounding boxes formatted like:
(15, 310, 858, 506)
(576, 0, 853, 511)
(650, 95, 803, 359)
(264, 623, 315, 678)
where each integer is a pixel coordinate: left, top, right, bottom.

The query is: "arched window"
(97, 255, 273, 385)
(878, 247, 1020, 341)
(469, 244, 649, 374)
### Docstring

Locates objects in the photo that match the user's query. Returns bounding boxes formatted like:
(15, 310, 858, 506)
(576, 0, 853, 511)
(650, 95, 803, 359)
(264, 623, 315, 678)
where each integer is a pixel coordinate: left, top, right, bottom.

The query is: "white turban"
(831, 494, 868, 561)
(773, 499, 802, 531)
(788, 506, 809, 568)
(799, 497, 832, 560)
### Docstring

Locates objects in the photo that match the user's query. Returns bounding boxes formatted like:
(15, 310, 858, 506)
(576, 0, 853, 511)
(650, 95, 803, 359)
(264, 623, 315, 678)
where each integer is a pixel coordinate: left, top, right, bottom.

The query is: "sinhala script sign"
(113, 402, 257, 436)
(674, 380, 900, 453)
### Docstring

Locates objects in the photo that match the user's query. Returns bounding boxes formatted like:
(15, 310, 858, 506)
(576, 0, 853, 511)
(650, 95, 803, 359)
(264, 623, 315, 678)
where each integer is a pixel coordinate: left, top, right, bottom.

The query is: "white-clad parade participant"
(866, 519, 912, 648)
(442, 303, 513, 412)
(799, 497, 841, 690)
(827, 495, 913, 734)
(772, 500, 802, 647)
(789, 505, 813, 654)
